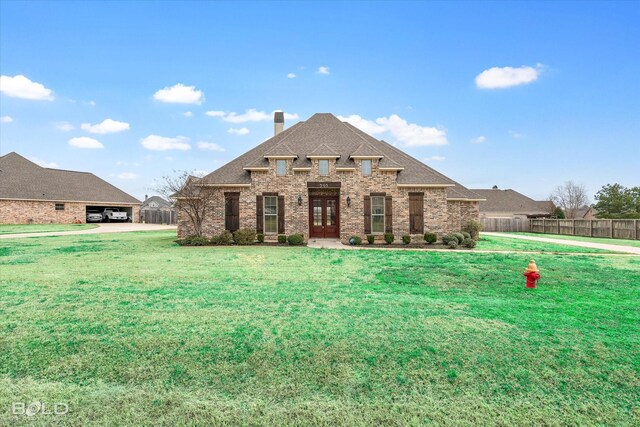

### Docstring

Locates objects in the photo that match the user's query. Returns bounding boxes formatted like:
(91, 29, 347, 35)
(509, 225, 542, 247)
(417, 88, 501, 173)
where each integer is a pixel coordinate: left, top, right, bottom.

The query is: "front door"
(309, 197, 339, 238)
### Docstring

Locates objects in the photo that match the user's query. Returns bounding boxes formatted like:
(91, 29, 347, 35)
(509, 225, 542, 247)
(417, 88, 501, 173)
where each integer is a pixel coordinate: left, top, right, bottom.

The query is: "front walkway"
(0, 223, 177, 239)
(483, 232, 640, 255)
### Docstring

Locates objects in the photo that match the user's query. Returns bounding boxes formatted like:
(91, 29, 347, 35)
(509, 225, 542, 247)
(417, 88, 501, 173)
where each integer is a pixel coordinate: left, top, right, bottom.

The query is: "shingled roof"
(471, 188, 552, 215)
(202, 113, 483, 200)
(0, 152, 140, 204)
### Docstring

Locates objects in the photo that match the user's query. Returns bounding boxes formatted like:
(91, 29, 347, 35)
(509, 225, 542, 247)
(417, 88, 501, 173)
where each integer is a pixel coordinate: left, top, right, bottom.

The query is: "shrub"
(217, 230, 233, 245)
(452, 232, 465, 244)
(424, 232, 437, 244)
(461, 231, 471, 240)
(367, 234, 375, 244)
(277, 234, 287, 244)
(463, 238, 476, 249)
(442, 234, 455, 244)
(233, 228, 256, 245)
(257, 233, 265, 243)
(384, 233, 394, 244)
(287, 234, 305, 245)
(402, 235, 411, 244)
(464, 220, 484, 240)
(448, 240, 458, 249)
(176, 235, 210, 246)
(349, 236, 362, 245)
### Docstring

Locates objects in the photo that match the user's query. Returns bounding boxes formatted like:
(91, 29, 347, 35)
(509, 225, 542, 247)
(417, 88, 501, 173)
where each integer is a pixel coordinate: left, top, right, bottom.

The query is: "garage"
(85, 205, 134, 223)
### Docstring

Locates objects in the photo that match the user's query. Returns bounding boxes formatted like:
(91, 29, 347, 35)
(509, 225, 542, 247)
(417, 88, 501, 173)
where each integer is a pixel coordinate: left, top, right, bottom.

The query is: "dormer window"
(276, 159, 287, 176)
(319, 159, 329, 176)
(362, 159, 372, 176)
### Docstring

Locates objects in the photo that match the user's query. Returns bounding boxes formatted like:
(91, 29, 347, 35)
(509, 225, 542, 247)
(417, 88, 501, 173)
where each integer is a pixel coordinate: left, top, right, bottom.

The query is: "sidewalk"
(0, 223, 177, 239)
(483, 232, 640, 255)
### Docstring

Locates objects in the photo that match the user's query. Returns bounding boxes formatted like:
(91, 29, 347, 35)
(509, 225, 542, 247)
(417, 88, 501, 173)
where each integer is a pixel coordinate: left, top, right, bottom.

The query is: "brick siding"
(0, 200, 139, 224)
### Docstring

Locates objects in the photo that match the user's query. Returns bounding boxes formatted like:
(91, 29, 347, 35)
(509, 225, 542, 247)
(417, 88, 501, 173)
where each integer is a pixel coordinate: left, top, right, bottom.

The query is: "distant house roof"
(0, 152, 140, 205)
(140, 196, 173, 210)
(471, 188, 553, 216)
(202, 113, 482, 200)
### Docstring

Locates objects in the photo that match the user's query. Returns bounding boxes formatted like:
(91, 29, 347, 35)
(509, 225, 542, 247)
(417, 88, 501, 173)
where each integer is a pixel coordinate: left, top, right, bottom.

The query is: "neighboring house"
(0, 152, 140, 224)
(574, 206, 598, 220)
(177, 112, 483, 242)
(139, 195, 176, 224)
(471, 187, 554, 220)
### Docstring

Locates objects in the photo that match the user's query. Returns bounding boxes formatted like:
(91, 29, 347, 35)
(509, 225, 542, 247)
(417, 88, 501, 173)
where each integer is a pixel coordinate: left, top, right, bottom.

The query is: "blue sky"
(1, 1, 638, 201)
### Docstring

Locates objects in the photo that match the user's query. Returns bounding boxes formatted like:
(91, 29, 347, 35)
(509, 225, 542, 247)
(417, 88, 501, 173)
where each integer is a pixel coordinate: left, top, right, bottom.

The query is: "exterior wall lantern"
(297, 195, 303, 206)
(346, 193, 351, 207)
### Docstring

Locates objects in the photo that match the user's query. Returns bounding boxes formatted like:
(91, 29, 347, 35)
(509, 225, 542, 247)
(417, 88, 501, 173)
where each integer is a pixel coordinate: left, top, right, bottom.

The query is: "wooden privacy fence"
(530, 219, 640, 240)
(481, 217, 530, 232)
(140, 210, 176, 225)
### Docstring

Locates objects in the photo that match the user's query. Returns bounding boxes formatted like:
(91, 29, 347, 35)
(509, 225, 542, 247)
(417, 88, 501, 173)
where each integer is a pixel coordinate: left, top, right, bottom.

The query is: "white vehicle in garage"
(86, 210, 103, 223)
(102, 208, 129, 222)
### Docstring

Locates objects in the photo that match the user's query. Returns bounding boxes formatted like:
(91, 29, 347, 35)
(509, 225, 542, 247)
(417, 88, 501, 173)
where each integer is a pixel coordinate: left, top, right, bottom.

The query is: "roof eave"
(397, 184, 455, 188)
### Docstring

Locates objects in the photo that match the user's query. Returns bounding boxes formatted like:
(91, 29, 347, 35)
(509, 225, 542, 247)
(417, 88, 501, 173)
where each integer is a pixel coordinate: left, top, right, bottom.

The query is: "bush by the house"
(367, 234, 375, 244)
(233, 228, 256, 245)
(218, 230, 234, 245)
(349, 236, 362, 245)
(452, 232, 465, 245)
(448, 240, 458, 249)
(441, 234, 455, 245)
(176, 235, 210, 246)
(424, 232, 437, 244)
(464, 220, 484, 240)
(277, 235, 287, 244)
(402, 235, 411, 244)
(463, 238, 476, 248)
(461, 231, 471, 240)
(287, 234, 305, 245)
(257, 233, 265, 243)
(384, 233, 394, 244)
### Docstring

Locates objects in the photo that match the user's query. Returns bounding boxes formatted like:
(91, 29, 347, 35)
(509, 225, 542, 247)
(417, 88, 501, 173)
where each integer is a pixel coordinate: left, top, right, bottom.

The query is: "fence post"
(572, 220, 575, 236)
(557, 220, 560, 235)
(634, 220, 638, 240)
(589, 220, 593, 237)
(610, 220, 614, 239)
(542, 218, 545, 234)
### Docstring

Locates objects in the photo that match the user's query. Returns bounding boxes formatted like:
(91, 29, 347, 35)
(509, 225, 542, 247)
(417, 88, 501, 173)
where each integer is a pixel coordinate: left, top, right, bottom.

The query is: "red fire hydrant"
(523, 260, 540, 288)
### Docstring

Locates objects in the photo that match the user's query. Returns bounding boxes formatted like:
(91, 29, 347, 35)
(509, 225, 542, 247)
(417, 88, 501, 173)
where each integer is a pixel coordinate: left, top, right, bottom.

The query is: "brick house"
(0, 152, 140, 224)
(177, 113, 483, 243)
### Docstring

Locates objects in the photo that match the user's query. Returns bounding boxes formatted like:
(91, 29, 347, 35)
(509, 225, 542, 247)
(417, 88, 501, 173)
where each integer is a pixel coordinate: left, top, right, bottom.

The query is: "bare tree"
(156, 171, 211, 237)
(550, 181, 589, 219)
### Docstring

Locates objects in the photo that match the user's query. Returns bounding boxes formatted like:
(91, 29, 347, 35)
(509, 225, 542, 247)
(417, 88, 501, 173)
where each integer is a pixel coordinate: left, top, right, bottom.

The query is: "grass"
(476, 234, 619, 254)
(1, 231, 638, 426)
(0, 223, 98, 235)
(504, 232, 640, 248)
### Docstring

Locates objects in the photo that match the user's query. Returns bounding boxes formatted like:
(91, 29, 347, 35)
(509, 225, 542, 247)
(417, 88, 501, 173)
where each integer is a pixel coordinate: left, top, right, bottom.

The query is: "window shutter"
(385, 196, 393, 233)
(278, 195, 285, 234)
(364, 196, 371, 234)
(225, 192, 240, 232)
(256, 195, 263, 233)
(409, 192, 424, 234)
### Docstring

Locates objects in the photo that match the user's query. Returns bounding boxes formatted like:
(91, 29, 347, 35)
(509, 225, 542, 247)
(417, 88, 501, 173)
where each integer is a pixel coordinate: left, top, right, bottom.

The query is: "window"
(371, 196, 385, 233)
(55, 203, 65, 211)
(361, 159, 372, 176)
(264, 196, 277, 233)
(276, 159, 287, 176)
(318, 159, 329, 176)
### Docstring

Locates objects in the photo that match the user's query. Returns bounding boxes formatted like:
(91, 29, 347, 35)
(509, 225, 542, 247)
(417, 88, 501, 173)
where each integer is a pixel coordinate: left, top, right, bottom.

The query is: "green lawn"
(505, 232, 640, 248)
(0, 223, 98, 235)
(1, 231, 638, 426)
(477, 234, 619, 253)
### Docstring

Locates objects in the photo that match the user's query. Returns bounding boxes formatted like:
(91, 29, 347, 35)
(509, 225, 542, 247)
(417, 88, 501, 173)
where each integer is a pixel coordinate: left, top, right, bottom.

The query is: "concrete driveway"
(483, 232, 640, 255)
(0, 223, 177, 239)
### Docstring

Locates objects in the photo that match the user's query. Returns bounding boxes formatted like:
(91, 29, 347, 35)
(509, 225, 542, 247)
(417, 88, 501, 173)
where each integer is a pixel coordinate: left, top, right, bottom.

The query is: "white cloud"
(68, 137, 104, 149)
(183, 111, 193, 117)
(55, 121, 74, 131)
(81, 118, 130, 134)
(509, 130, 525, 139)
(88, 100, 96, 106)
(227, 127, 250, 135)
(141, 134, 191, 151)
(471, 136, 487, 144)
(337, 115, 386, 135)
(376, 114, 447, 147)
(317, 66, 330, 75)
(206, 109, 299, 123)
(153, 83, 204, 104)
(30, 157, 59, 168)
(424, 156, 446, 162)
(0, 74, 54, 100)
(197, 141, 225, 152)
(117, 172, 137, 180)
(287, 73, 296, 79)
(475, 64, 542, 89)
(0, 115, 13, 123)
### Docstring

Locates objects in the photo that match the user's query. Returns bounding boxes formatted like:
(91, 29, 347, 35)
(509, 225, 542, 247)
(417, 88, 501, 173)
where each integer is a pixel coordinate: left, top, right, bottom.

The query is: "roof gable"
(472, 188, 551, 214)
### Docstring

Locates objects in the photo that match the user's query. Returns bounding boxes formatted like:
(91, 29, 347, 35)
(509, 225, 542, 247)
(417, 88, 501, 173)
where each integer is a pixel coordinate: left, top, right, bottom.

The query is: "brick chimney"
(274, 111, 284, 136)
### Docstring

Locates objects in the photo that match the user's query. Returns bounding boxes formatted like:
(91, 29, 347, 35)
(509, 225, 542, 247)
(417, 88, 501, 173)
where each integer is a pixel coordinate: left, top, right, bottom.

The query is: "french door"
(309, 197, 339, 238)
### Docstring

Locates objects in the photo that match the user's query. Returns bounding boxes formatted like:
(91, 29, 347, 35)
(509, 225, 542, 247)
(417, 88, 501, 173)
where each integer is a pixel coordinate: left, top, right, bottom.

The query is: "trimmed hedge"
(257, 233, 265, 243)
(384, 233, 394, 244)
(277, 235, 287, 244)
(367, 235, 375, 244)
(349, 236, 363, 245)
(233, 228, 256, 245)
(287, 234, 305, 245)
(175, 235, 209, 246)
(424, 232, 437, 244)
(402, 235, 411, 244)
